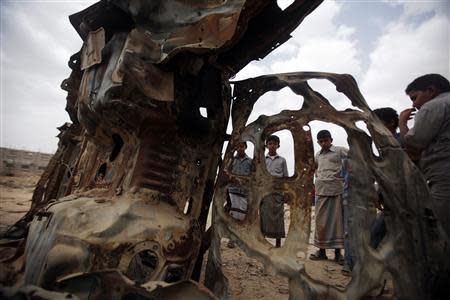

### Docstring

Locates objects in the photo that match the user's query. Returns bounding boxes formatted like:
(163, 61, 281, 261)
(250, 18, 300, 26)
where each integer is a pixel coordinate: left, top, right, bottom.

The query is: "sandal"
(335, 255, 344, 265)
(309, 250, 328, 260)
(341, 264, 352, 277)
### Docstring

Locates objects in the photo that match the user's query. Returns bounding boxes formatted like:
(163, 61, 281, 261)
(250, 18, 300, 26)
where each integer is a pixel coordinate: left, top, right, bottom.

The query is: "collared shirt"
(404, 92, 450, 181)
(229, 155, 252, 195)
(231, 155, 252, 176)
(265, 154, 288, 177)
(315, 145, 348, 196)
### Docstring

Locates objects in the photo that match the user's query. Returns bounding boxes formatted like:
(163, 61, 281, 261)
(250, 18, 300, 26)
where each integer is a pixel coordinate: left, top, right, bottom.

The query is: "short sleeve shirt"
(403, 92, 450, 180)
(231, 155, 252, 176)
(265, 155, 288, 178)
(229, 155, 252, 195)
(315, 145, 348, 196)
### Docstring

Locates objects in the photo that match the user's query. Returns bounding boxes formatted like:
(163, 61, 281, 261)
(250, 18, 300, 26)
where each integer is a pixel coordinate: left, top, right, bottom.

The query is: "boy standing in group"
(228, 142, 252, 221)
(227, 141, 252, 248)
(369, 107, 401, 251)
(261, 135, 288, 248)
(310, 130, 347, 261)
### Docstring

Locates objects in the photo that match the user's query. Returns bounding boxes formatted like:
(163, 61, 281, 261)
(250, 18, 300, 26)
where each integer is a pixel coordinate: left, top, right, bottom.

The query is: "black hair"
(405, 74, 450, 94)
(317, 130, 332, 139)
(373, 107, 399, 128)
(266, 135, 280, 144)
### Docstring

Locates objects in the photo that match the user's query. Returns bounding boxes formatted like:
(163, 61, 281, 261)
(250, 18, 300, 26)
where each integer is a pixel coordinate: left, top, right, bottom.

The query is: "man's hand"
(399, 108, 416, 125)
(399, 107, 416, 140)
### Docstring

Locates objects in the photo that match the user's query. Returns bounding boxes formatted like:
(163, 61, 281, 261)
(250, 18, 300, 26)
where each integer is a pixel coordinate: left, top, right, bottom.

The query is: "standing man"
(369, 108, 401, 251)
(374, 107, 401, 142)
(261, 135, 289, 248)
(399, 73, 450, 239)
(310, 130, 347, 261)
(228, 142, 252, 221)
(227, 141, 252, 248)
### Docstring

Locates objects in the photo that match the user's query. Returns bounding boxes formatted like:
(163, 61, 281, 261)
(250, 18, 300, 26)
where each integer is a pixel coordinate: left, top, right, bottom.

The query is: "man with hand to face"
(399, 73, 450, 239)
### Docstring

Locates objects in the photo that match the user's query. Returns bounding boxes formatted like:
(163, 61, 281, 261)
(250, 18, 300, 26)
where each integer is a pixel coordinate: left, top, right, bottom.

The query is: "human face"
(317, 137, 332, 151)
(266, 140, 279, 156)
(407, 88, 438, 109)
(236, 143, 247, 157)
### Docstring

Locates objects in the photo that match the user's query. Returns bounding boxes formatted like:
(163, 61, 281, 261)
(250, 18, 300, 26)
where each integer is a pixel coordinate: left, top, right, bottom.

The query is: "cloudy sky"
(1, 0, 449, 173)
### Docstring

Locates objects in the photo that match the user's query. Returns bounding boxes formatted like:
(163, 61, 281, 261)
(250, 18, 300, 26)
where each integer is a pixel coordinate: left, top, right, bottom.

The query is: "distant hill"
(0, 147, 53, 173)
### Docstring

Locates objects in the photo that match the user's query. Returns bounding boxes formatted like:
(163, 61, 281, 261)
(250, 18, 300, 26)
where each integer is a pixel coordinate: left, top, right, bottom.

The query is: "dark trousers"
(370, 212, 386, 249)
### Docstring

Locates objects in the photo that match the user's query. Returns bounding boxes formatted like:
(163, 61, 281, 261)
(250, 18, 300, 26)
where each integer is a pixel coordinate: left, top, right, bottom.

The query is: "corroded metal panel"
(80, 27, 105, 70)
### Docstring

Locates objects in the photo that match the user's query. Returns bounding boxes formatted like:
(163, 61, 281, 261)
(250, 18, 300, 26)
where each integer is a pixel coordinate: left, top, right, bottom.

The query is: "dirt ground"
(215, 208, 353, 300)
(217, 240, 351, 300)
(0, 169, 392, 299)
(0, 169, 39, 234)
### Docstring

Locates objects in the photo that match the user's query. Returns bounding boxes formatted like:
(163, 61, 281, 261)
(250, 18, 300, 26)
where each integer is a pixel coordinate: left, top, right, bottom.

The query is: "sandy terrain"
(0, 170, 39, 234)
(0, 169, 391, 299)
(216, 206, 352, 300)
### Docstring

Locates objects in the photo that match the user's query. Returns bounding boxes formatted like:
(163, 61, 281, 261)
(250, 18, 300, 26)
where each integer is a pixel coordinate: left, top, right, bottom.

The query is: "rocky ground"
(0, 169, 392, 299)
(213, 207, 353, 300)
(218, 241, 351, 299)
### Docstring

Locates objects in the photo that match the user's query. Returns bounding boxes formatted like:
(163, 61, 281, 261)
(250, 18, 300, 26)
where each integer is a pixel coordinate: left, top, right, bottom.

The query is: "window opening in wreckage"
(125, 249, 159, 284)
(223, 140, 255, 222)
(109, 133, 124, 162)
(96, 162, 107, 180)
(259, 129, 294, 248)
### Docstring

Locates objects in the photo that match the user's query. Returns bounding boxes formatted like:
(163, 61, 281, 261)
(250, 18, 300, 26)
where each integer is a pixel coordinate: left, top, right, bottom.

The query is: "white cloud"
(232, 0, 361, 152)
(383, 0, 446, 18)
(361, 8, 449, 113)
(1, 0, 448, 156)
(289, 0, 343, 41)
(236, 1, 361, 77)
(271, 37, 361, 74)
(235, 0, 362, 113)
(232, 0, 448, 158)
(1, 1, 95, 153)
(233, 63, 269, 81)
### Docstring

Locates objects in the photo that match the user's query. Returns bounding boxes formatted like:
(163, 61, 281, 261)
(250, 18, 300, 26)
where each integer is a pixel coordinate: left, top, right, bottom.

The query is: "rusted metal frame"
(63, 135, 90, 196)
(251, 74, 390, 299)
(44, 127, 83, 202)
(191, 72, 232, 281)
(69, 0, 133, 41)
(190, 132, 230, 282)
(217, 0, 323, 73)
(61, 62, 83, 124)
(210, 71, 449, 299)
(303, 74, 450, 299)
(350, 124, 449, 299)
(97, 0, 248, 66)
(206, 76, 316, 299)
(2, 1, 329, 296)
(71, 139, 101, 190)
(41, 124, 77, 200)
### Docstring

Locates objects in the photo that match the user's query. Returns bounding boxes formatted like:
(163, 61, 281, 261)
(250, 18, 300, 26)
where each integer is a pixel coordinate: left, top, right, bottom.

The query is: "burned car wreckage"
(1, 0, 449, 299)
